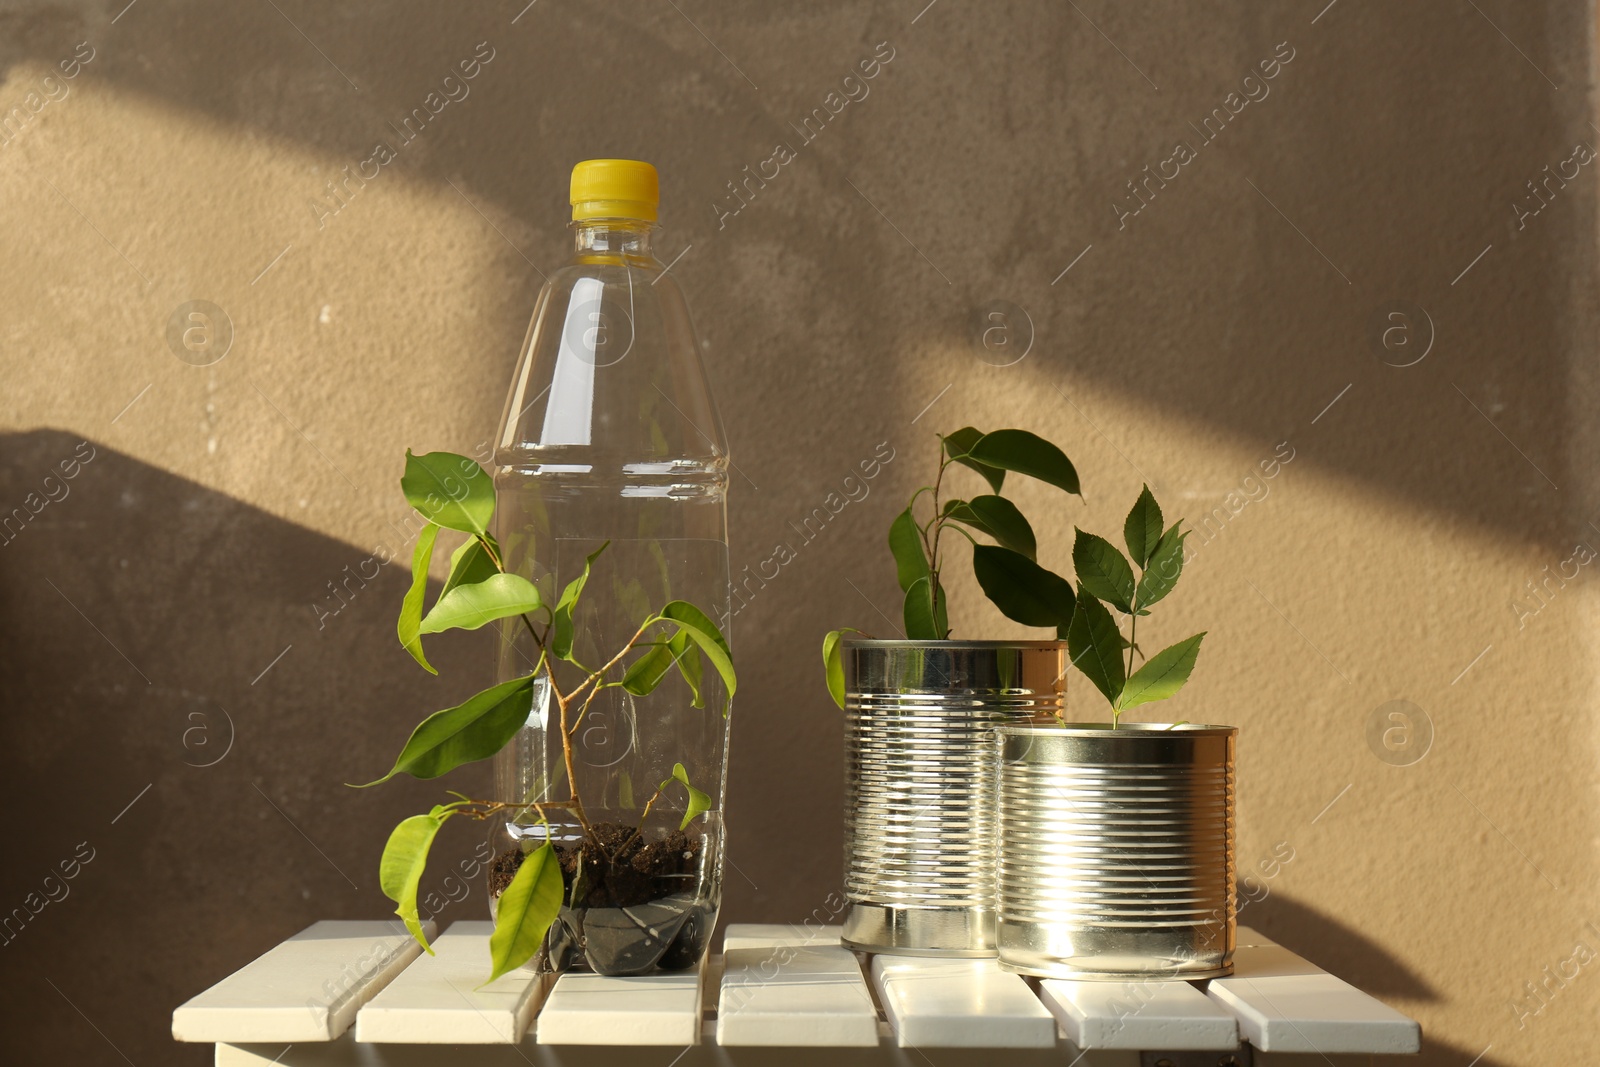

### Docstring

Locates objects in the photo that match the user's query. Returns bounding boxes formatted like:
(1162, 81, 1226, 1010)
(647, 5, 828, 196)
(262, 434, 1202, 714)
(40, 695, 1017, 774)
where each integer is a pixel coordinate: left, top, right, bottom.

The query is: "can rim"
(997, 722, 1237, 737)
(841, 638, 1067, 650)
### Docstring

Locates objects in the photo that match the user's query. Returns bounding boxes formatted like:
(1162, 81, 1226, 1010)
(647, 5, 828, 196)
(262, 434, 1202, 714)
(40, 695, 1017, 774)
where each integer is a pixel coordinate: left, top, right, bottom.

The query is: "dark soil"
(489, 822, 701, 909)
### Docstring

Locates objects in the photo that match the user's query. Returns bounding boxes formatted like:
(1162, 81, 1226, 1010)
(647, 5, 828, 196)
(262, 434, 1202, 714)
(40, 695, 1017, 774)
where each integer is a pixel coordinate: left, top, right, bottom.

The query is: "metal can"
(995, 723, 1237, 979)
(841, 639, 1066, 956)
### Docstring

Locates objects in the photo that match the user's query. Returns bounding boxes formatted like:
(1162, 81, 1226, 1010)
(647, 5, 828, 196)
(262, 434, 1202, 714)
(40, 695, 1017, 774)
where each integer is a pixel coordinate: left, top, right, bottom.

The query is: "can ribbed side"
(840, 641, 1067, 955)
(995, 725, 1237, 979)
(997, 761, 1233, 924)
(846, 695, 1054, 906)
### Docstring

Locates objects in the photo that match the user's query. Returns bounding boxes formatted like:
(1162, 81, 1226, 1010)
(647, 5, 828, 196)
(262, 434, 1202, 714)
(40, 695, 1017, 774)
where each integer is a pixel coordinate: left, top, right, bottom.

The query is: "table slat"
(354, 922, 549, 1043)
(872, 956, 1056, 1048)
(721, 922, 840, 952)
(1206, 940, 1422, 1053)
(173, 920, 431, 1044)
(535, 963, 704, 1045)
(1038, 977, 1238, 1051)
(716, 924, 878, 1047)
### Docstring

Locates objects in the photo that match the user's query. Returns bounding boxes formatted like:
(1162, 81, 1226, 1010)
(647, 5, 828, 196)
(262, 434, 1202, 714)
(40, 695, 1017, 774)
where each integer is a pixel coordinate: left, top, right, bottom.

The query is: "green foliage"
(368, 448, 738, 980)
(356, 675, 537, 786)
(419, 573, 543, 634)
(829, 434, 1208, 727)
(1134, 523, 1189, 610)
(487, 842, 563, 983)
(1118, 633, 1206, 712)
(842, 427, 1081, 691)
(398, 523, 440, 674)
(662, 763, 711, 830)
(971, 545, 1075, 628)
(821, 628, 861, 710)
(945, 496, 1037, 559)
(1072, 531, 1136, 614)
(670, 631, 704, 709)
(552, 543, 608, 660)
(401, 449, 495, 536)
(1067, 589, 1125, 706)
(902, 576, 943, 640)
(621, 642, 676, 696)
(379, 806, 454, 952)
(1071, 489, 1205, 721)
(619, 630, 703, 709)
(962, 428, 1081, 496)
(1123, 485, 1163, 568)
(660, 601, 736, 713)
(942, 427, 1005, 493)
(441, 534, 502, 600)
(888, 506, 929, 593)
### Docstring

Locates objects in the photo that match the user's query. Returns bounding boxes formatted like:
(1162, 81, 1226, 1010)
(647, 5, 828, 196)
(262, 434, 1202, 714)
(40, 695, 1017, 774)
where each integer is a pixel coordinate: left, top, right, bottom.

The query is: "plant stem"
(554, 691, 592, 834)
(480, 534, 590, 833)
(454, 799, 576, 820)
(566, 616, 658, 710)
(612, 783, 670, 858)
(925, 452, 950, 636)
(1127, 609, 1137, 678)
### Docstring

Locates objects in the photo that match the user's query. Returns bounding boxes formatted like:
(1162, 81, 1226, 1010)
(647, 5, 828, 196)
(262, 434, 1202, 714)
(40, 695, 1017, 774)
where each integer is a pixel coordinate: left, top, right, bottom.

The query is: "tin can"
(994, 723, 1237, 979)
(841, 639, 1066, 956)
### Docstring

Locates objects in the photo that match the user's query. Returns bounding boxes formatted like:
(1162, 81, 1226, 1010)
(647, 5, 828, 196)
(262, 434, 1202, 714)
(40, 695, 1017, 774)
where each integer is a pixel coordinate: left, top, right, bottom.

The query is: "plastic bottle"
(489, 159, 731, 975)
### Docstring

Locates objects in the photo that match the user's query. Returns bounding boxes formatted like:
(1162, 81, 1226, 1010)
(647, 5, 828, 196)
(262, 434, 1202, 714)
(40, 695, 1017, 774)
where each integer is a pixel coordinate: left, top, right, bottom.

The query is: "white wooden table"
(173, 920, 1420, 1066)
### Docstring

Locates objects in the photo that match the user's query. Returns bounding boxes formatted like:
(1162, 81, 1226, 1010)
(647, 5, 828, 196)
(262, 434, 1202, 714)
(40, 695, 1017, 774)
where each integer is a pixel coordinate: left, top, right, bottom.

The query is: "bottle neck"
(573, 220, 656, 265)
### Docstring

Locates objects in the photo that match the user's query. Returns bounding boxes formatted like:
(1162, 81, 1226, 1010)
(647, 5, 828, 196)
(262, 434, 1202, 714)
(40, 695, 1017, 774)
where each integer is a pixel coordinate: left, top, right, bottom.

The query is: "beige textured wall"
(0, 1, 1596, 1063)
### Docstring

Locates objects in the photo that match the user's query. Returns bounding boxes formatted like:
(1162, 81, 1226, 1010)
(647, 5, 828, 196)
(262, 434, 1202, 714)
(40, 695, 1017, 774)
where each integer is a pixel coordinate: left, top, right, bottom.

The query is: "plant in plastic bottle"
(354, 450, 734, 982)
(358, 160, 738, 980)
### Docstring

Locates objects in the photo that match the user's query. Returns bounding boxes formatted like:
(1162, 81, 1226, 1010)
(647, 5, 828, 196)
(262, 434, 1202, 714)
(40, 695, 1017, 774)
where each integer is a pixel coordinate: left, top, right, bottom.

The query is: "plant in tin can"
(821, 428, 1081, 704)
(822, 429, 1204, 722)
(1067, 484, 1205, 723)
(352, 450, 734, 982)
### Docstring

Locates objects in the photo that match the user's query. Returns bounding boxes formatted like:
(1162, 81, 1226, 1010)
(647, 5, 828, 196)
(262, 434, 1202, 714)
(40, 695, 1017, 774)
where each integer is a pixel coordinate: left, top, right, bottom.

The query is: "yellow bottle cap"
(570, 159, 659, 222)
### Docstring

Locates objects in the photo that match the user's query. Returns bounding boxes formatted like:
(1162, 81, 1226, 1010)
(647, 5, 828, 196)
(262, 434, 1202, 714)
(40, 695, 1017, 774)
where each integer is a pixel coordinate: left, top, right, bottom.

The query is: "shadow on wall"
(0, 1, 1587, 546)
(0, 429, 497, 1067)
(0, 428, 1503, 1066)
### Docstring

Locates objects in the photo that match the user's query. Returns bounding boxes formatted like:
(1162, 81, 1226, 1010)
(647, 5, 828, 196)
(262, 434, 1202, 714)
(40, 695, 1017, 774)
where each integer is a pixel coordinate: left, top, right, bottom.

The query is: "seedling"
(823, 429, 1203, 722)
(356, 450, 733, 981)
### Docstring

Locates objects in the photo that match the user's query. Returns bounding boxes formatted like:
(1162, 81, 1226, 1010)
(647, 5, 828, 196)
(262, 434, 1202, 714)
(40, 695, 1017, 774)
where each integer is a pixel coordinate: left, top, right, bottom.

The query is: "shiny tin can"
(841, 639, 1066, 956)
(995, 723, 1237, 980)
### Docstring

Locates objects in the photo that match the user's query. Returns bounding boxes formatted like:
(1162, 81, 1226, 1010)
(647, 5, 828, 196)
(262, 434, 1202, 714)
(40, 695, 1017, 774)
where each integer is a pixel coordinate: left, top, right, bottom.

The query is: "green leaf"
(379, 807, 451, 953)
(888, 506, 930, 593)
(660, 601, 736, 712)
(1118, 633, 1206, 712)
(971, 545, 1076, 628)
(1067, 589, 1125, 707)
(488, 842, 563, 983)
(401, 449, 496, 536)
(440, 534, 501, 601)
(552, 543, 608, 660)
(1073, 530, 1137, 613)
(1123, 486, 1163, 568)
(942, 426, 1005, 493)
(1135, 523, 1189, 609)
(670, 630, 705, 709)
(661, 762, 712, 830)
(822, 628, 861, 710)
(419, 573, 542, 635)
(397, 523, 440, 675)
(902, 576, 941, 639)
(621, 642, 674, 697)
(965, 429, 1080, 495)
(621, 635, 706, 705)
(945, 495, 1038, 559)
(355, 676, 535, 786)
